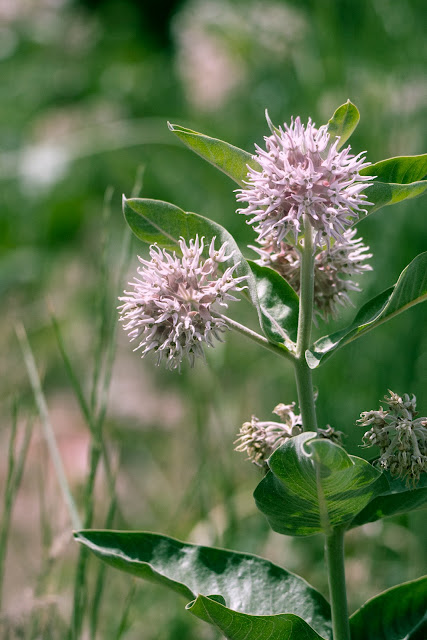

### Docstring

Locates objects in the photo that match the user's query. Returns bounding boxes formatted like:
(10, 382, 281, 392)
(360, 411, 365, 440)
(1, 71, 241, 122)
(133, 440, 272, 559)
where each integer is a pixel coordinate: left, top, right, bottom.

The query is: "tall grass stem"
(16, 323, 81, 530)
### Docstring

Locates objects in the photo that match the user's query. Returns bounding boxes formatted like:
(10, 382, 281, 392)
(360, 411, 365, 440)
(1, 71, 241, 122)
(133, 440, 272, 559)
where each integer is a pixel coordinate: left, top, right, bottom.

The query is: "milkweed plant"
(76, 101, 427, 640)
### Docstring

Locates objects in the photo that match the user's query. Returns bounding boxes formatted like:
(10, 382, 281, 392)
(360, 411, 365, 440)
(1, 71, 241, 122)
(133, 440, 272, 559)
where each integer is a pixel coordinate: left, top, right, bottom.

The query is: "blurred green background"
(1, 0, 426, 638)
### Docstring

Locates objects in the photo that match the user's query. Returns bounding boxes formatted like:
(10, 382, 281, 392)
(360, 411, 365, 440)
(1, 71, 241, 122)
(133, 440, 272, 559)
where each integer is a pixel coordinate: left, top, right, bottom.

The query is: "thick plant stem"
(325, 527, 351, 640)
(296, 216, 315, 360)
(294, 358, 318, 431)
(295, 216, 317, 431)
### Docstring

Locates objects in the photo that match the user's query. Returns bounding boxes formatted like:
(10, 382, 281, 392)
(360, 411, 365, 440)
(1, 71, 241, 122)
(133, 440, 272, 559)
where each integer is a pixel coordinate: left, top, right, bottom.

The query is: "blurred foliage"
(0, 0, 426, 638)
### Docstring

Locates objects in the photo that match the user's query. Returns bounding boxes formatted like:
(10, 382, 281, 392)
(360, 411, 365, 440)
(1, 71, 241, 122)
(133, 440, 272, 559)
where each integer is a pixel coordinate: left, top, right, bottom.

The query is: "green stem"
(294, 358, 318, 431)
(294, 216, 317, 431)
(69, 441, 102, 640)
(0, 403, 32, 611)
(218, 314, 295, 363)
(324, 527, 351, 640)
(296, 215, 315, 359)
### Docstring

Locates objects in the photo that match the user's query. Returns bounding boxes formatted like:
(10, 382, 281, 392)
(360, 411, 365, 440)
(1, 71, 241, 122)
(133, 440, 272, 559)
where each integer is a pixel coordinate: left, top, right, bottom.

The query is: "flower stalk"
(219, 313, 295, 362)
(295, 216, 318, 432)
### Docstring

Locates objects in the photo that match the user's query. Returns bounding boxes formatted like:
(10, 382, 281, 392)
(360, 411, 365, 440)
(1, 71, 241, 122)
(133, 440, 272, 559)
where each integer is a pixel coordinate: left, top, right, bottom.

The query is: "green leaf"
(361, 154, 427, 213)
(362, 153, 427, 183)
(349, 471, 427, 529)
(350, 576, 427, 640)
(327, 100, 360, 149)
(167, 123, 260, 186)
(254, 433, 388, 537)
(187, 594, 327, 640)
(123, 197, 296, 353)
(123, 195, 257, 299)
(75, 530, 332, 639)
(248, 260, 299, 345)
(307, 252, 427, 368)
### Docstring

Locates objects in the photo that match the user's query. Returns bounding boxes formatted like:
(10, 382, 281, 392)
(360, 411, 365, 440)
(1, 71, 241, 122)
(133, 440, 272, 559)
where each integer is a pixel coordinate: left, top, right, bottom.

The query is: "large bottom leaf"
(75, 530, 332, 639)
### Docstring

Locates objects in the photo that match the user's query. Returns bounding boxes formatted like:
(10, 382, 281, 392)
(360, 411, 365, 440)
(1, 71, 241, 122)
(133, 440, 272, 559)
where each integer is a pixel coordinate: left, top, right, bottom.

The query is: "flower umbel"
(252, 228, 372, 320)
(118, 236, 247, 370)
(358, 391, 427, 486)
(236, 113, 373, 246)
(235, 401, 344, 469)
(235, 402, 303, 470)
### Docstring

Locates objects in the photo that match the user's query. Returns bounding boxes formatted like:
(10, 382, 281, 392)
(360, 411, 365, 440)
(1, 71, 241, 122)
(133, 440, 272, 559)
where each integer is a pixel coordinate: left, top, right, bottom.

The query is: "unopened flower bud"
(235, 401, 303, 470)
(317, 425, 344, 446)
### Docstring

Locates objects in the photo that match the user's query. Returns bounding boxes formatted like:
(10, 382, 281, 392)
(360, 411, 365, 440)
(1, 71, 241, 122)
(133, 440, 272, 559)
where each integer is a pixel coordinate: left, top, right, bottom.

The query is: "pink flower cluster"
(236, 115, 373, 246)
(252, 228, 372, 320)
(119, 236, 246, 369)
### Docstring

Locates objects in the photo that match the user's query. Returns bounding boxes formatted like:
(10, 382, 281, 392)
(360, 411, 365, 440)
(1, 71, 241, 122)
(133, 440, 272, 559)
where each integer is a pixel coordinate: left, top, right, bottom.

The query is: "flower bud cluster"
(236, 114, 373, 247)
(235, 402, 344, 470)
(358, 391, 427, 486)
(317, 425, 344, 445)
(235, 402, 303, 470)
(118, 236, 247, 370)
(251, 228, 372, 320)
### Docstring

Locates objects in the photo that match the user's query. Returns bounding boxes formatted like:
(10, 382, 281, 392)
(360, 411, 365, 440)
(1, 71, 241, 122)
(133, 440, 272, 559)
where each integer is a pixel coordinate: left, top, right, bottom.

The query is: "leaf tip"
(265, 108, 273, 131)
(305, 350, 320, 369)
(167, 121, 174, 132)
(73, 530, 86, 545)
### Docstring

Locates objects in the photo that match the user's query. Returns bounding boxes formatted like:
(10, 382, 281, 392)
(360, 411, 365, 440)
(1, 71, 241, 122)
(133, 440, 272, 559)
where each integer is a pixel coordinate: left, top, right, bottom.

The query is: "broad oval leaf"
(350, 576, 427, 640)
(327, 100, 360, 149)
(307, 251, 427, 368)
(75, 530, 332, 639)
(362, 154, 427, 184)
(187, 594, 328, 640)
(361, 154, 427, 214)
(248, 260, 299, 346)
(254, 433, 388, 537)
(349, 471, 427, 529)
(167, 123, 260, 186)
(123, 197, 296, 350)
(123, 194, 256, 304)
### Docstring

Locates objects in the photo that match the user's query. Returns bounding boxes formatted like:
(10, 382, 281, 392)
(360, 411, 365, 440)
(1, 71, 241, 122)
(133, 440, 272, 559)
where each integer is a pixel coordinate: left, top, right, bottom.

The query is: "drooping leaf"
(123, 197, 295, 353)
(187, 594, 328, 640)
(75, 530, 332, 639)
(167, 123, 260, 186)
(307, 251, 427, 368)
(254, 432, 388, 537)
(350, 576, 427, 640)
(361, 154, 427, 214)
(349, 471, 427, 528)
(123, 195, 256, 300)
(327, 100, 360, 149)
(248, 260, 299, 346)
